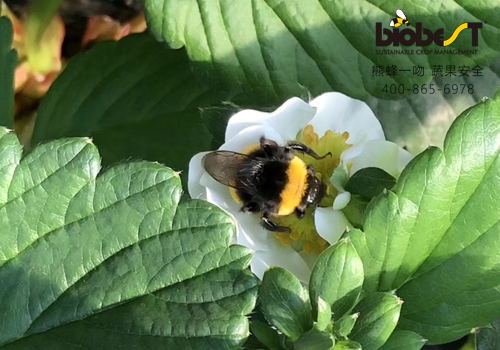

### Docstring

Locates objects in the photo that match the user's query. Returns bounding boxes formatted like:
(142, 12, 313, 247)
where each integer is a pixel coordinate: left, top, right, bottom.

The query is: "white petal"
(188, 152, 210, 200)
(398, 147, 414, 172)
(333, 192, 351, 210)
(251, 237, 312, 283)
(204, 184, 239, 212)
(225, 97, 316, 142)
(314, 207, 350, 245)
(203, 185, 271, 251)
(221, 125, 284, 151)
(233, 210, 271, 250)
(342, 140, 413, 178)
(309, 92, 385, 144)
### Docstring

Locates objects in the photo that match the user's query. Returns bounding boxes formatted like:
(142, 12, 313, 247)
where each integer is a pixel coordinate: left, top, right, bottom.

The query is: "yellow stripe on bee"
(278, 157, 308, 216)
(229, 187, 242, 204)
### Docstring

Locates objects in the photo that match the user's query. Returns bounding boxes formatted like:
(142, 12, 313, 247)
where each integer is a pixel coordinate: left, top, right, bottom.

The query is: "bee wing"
(390, 19, 395, 27)
(396, 9, 406, 20)
(202, 151, 249, 187)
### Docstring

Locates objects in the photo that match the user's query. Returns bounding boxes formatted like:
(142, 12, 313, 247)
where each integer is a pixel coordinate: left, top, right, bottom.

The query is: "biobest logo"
(376, 9, 482, 47)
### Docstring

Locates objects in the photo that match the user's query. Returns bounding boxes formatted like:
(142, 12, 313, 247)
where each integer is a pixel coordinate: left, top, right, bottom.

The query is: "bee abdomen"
(278, 157, 308, 216)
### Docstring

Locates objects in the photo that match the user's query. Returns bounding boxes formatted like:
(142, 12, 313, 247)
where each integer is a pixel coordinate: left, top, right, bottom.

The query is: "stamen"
(275, 232, 292, 246)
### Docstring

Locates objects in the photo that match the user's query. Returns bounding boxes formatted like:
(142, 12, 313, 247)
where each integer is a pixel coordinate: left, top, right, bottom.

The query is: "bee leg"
(261, 218, 290, 232)
(261, 214, 290, 232)
(286, 142, 332, 160)
(241, 202, 260, 213)
(295, 207, 306, 219)
(307, 165, 315, 175)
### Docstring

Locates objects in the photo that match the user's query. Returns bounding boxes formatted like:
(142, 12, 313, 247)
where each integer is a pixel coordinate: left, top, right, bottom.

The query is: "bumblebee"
(203, 137, 330, 232)
(390, 9, 409, 27)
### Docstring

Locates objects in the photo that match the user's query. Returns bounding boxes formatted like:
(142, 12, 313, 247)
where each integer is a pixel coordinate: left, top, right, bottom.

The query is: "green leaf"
(250, 321, 283, 350)
(341, 195, 369, 229)
(316, 297, 332, 331)
(260, 267, 313, 341)
(333, 341, 362, 350)
(342, 167, 396, 229)
(200, 101, 241, 149)
(349, 293, 402, 350)
(0, 13, 16, 128)
(334, 313, 359, 338)
(294, 330, 335, 350)
(378, 330, 426, 350)
(309, 239, 364, 320)
(345, 168, 396, 200)
(350, 94, 500, 343)
(144, 0, 500, 153)
(32, 33, 234, 182)
(476, 319, 500, 350)
(0, 127, 258, 349)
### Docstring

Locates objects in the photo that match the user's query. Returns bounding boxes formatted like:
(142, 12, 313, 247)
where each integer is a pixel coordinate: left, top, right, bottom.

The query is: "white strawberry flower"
(188, 92, 412, 283)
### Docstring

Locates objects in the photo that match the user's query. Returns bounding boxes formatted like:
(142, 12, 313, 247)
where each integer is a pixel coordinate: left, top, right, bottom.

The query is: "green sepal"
(333, 340, 363, 350)
(260, 267, 313, 341)
(250, 321, 283, 350)
(294, 329, 335, 350)
(309, 239, 364, 320)
(349, 293, 402, 350)
(334, 312, 359, 339)
(316, 297, 333, 331)
(378, 330, 427, 350)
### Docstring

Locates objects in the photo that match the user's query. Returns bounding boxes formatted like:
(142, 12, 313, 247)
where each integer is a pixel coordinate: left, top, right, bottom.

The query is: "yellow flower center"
(273, 125, 351, 255)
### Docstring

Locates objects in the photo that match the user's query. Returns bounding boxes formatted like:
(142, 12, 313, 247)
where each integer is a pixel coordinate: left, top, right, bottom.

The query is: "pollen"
(273, 208, 326, 254)
(272, 125, 352, 255)
(303, 241, 314, 255)
(296, 125, 351, 179)
(275, 232, 292, 246)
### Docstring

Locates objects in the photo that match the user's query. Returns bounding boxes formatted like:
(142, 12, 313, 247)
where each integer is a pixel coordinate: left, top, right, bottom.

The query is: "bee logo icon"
(390, 9, 410, 27)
